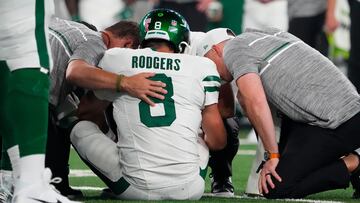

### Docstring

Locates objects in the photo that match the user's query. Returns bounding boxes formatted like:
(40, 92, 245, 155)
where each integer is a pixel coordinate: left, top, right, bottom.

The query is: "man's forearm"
(66, 60, 118, 91)
(245, 102, 278, 153)
(236, 73, 278, 153)
(66, 59, 167, 106)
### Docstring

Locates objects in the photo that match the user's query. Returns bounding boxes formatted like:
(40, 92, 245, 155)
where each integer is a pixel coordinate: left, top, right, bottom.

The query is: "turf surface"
(68, 145, 356, 203)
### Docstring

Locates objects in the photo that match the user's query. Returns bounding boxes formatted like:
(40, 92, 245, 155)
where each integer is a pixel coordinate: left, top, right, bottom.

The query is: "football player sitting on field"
(70, 9, 227, 200)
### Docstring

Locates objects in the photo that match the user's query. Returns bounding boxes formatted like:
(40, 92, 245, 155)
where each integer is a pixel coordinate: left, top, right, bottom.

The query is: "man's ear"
(212, 44, 222, 57)
(124, 37, 135, 48)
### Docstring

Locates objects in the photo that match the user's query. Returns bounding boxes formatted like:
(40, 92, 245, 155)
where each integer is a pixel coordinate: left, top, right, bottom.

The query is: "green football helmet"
(139, 9, 190, 53)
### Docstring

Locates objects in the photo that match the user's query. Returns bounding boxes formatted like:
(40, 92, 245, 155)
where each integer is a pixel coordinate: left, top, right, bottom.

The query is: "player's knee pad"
(70, 121, 101, 141)
(70, 121, 113, 152)
(8, 69, 49, 100)
(70, 121, 121, 181)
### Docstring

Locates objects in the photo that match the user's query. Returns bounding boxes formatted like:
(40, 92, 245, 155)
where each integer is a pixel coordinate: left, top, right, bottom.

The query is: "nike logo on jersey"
(29, 197, 62, 203)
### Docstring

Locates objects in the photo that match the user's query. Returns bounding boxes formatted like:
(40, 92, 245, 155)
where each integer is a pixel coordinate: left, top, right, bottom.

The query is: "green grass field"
(67, 143, 357, 203)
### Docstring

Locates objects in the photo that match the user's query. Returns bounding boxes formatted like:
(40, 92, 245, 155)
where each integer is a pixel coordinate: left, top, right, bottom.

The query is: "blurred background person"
(327, 0, 350, 75)
(155, 0, 213, 31)
(118, 0, 155, 23)
(347, 0, 360, 93)
(56, 0, 125, 30)
(80, 0, 123, 30)
(288, 0, 339, 56)
(207, 0, 244, 35)
(243, 0, 288, 31)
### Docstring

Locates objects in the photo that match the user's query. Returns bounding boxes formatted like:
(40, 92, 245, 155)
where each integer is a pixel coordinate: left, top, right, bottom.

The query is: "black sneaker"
(350, 151, 360, 199)
(52, 182, 83, 200)
(60, 186, 84, 200)
(353, 189, 360, 199)
(210, 176, 234, 197)
(351, 171, 360, 199)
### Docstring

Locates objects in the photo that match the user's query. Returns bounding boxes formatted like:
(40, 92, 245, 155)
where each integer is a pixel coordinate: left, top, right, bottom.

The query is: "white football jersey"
(96, 48, 220, 189)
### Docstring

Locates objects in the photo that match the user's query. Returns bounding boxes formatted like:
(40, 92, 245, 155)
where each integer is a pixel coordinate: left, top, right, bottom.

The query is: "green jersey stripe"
(49, 28, 73, 56)
(203, 75, 221, 82)
(199, 167, 208, 181)
(35, 0, 50, 69)
(263, 41, 290, 61)
(204, 86, 219, 92)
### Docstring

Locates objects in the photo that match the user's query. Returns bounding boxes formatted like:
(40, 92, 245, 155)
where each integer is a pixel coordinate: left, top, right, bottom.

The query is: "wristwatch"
(264, 151, 280, 161)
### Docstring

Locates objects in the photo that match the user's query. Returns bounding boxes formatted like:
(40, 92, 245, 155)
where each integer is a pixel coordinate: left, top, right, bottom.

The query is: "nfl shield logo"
(145, 18, 151, 31)
(171, 20, 177, 26)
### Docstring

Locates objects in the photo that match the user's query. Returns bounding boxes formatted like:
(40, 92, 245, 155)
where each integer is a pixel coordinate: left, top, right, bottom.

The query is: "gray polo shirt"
(48, 17, 106, 106)
(224, 27, 360, 129)
(288, 0, 327, 19)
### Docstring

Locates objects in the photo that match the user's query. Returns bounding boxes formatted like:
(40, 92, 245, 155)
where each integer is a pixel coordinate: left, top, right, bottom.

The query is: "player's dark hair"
(142, 39, 175, 52)
(105, 21, 140, 48)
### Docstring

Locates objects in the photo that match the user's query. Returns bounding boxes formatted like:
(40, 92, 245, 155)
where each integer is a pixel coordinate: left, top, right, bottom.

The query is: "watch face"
(264, 151, 269, 161)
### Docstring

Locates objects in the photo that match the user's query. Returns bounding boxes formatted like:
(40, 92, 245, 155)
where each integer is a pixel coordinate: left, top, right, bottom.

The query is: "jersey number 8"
(139, 73, 176, 127)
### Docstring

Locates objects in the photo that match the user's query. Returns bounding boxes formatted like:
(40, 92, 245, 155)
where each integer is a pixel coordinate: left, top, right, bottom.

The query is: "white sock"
(18, 154, 45, 183)
(7, 145, 20, 179)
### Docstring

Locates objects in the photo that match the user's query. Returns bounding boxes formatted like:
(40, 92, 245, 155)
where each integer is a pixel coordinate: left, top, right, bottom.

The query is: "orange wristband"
(264, 151, 280, 161)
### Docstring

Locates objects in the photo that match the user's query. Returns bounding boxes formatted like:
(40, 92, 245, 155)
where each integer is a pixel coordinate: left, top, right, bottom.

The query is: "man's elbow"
(66, 65, 80, 83)
(66, 65, 74, 81)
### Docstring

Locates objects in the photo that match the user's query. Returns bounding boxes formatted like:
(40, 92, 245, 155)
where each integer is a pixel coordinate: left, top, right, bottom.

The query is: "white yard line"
(239, 138, 258, 145)
(237, 149, 256, 155)
(202, 193, 344, 203)
(69, 188, 344, 203)
(70, 169, 96, 177)
(71, 186, 104, 191)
